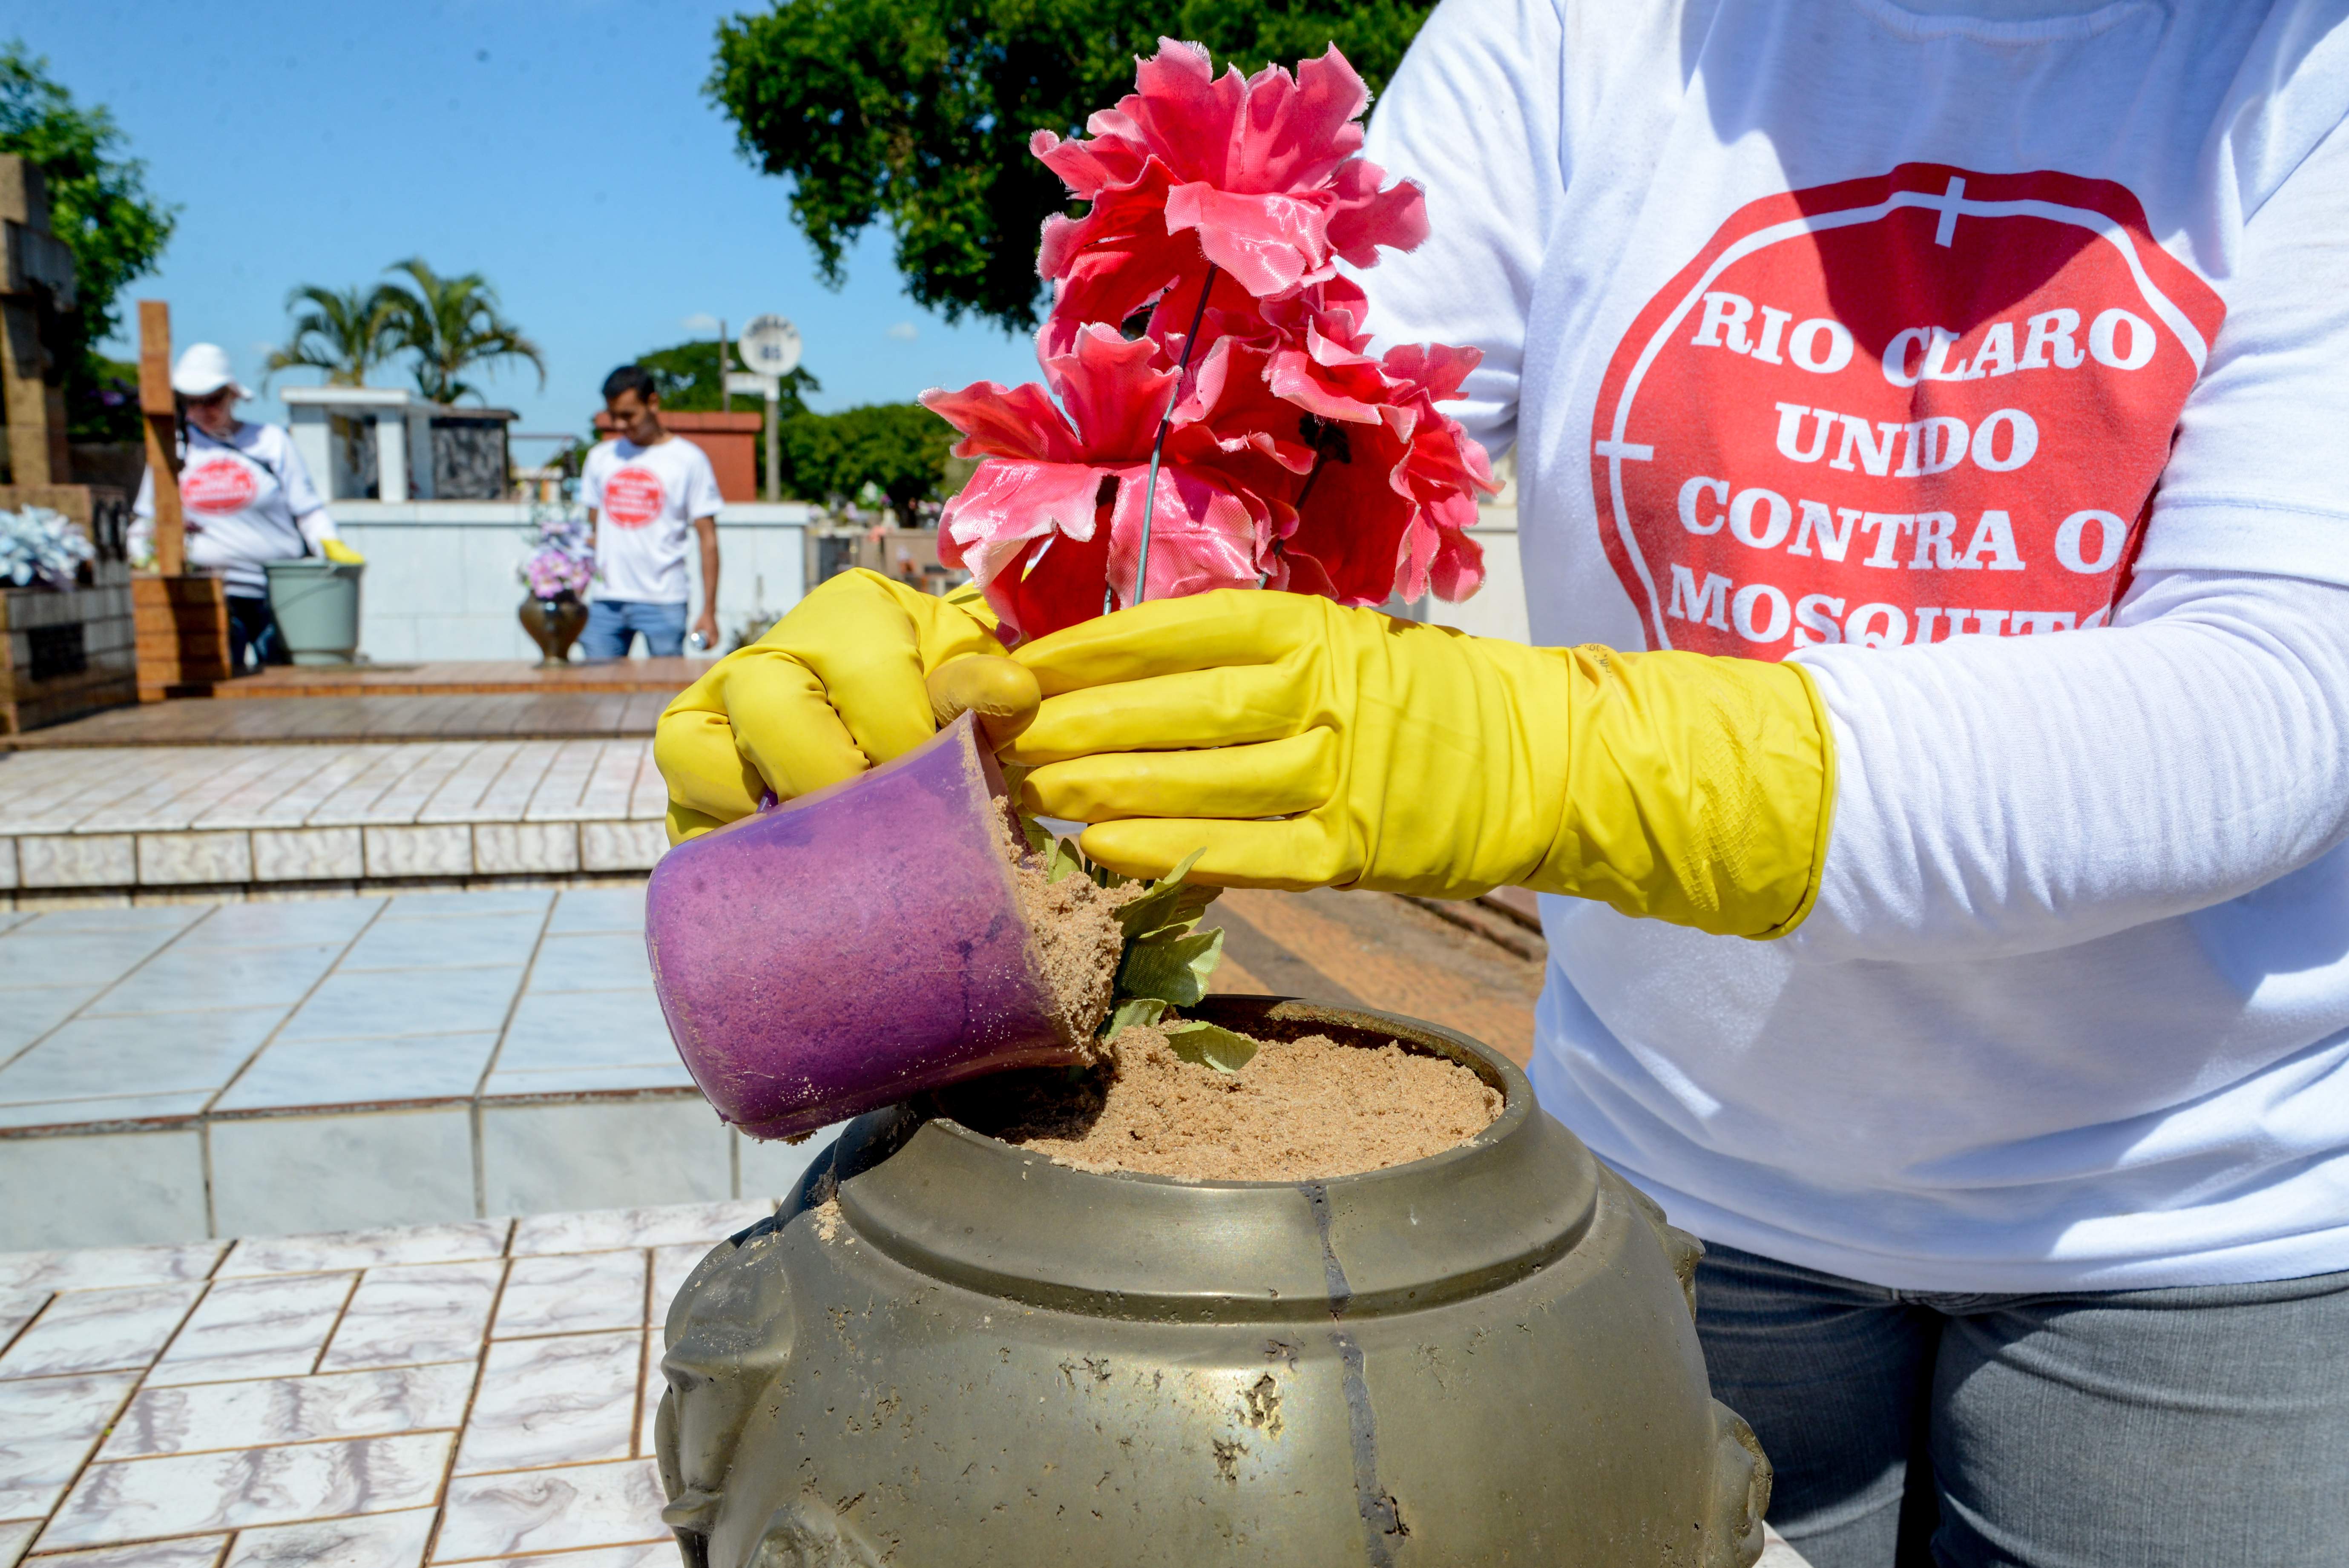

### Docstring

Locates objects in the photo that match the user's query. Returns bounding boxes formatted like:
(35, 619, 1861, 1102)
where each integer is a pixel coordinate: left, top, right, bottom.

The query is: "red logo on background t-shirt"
(181, 459, 259, 515)
(603, 466, 665, 529)
(1589, 165, 2227, 658)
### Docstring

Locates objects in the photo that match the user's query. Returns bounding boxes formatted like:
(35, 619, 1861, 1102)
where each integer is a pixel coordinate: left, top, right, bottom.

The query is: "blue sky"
(7, 0, 1043, 445)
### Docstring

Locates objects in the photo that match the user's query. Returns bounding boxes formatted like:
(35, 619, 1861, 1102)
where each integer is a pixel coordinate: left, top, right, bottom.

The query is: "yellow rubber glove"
(1007, 591, 1835, 939)
(320, 538, 365, 565)
(655, 569, 1038, 844)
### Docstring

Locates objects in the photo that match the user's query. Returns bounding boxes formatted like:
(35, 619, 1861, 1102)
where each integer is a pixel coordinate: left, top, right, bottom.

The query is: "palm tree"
(379, 257, 546, 405)
(265, 283, 403, 387)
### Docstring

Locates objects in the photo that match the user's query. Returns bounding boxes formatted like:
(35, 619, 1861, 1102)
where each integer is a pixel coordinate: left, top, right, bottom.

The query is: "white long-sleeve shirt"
(133, 422, 336, 596)
(1363, 0, 2349, 1287)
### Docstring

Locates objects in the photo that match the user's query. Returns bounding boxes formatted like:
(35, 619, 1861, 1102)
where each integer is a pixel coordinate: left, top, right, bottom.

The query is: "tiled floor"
(0, 889, 832, 1250)
(0, 742, 666, 898)
(0, 1198, 771, 1568)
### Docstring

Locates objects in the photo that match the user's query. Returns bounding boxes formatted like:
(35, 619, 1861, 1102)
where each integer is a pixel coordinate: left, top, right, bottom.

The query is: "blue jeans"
(1694, 1242, 2349, 1567)
(580, 598, 687, 659)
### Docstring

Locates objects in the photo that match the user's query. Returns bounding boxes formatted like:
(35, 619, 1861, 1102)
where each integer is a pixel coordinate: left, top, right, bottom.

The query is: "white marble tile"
(647, 1243, 716, 1330)
(0, 1008, 284, 1102)
(89, 944, 342, 1015)
(220, 1219, 508, 1279)
(100, 1362, 474, 1459)
(544, 886, 645, 936)
(220, 1508, 434, 1568)
(509, 1200, 771, 1258)
(0, 1241, 224, 1294)
(453, 1330, 642, 1474)
(0, 1283, 204, 1379)
(472, 824, 578, 876)
(0, 1520, 37, 1568)
(492, 1251, 646, 1339)
(430, 1457, 667, 1562)
(37, 1432, 454, 1549)
(376, 889, 552, 920)
(0, 1132, 210, 1253)
(14, 835, 135, 890)
(148, 1272, 356, 1386)
(207, 1111, 475, 1241)
(340, 913, 545, 974)
(279, 967, 523, 1042)
(491, 989, 675, 1072)
(480, 1065, 696, 1097)
(0, 1286, 47, 1349)
(213, 1035, 496, 1114)
(0, 984, 99, 1054)
(578, 820, 664, 874)
(177, 900, 381, 950)
(635, 1331, 662, 1458)
(521, 933, 651, 994)
(461, 1546, 670, 1568)
(0, 1371, 140, 1517)
(134, 833, 253, 887)
(482, 1104, 733, 1220)
(30, 1536, 229, 1568)
(360, 826, 472, 880)
(248, 827, 364, 884)
(0, 930, 173, 990)
(0, 1094, 213, 1132)
(320, 1260, 503, 1373)
(14, 907, 206, 936)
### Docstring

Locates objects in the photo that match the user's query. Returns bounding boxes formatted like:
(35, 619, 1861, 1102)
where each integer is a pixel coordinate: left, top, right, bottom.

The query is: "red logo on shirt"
(181, 459, 259, 515)
(603, 466, 665, 529)
(1590, 165, 2226, 658)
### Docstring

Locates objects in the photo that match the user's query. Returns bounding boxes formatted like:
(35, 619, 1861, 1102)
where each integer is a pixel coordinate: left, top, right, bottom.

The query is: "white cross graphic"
(1927, 174, 1968, 247)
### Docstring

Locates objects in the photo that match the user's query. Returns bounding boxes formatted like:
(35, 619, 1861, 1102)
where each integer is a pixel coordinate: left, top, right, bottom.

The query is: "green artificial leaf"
(1018, 812, 1053, 856)
(1101, 996, 1167, 1040)
(1116, 924, 1226, 1008)
(1164, 1020, 1261, 1074)
(1114, 848, 1208, 940)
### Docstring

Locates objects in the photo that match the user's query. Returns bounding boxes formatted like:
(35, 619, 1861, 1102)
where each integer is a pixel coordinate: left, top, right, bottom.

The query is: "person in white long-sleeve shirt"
(132, 343, 361, 673)
(1330, 1, 2349, 1562)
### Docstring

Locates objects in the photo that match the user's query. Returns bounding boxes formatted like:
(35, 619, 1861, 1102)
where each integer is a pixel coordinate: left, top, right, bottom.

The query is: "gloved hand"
(320, 538, 365, 565)
(656, 569, 1040, 843)
(1006, 591, 1835, 939)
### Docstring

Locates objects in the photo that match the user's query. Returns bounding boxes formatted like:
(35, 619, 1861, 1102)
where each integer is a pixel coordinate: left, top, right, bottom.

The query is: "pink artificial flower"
(920, 325, 1263, 640)
(1031, 40, 1428, 356)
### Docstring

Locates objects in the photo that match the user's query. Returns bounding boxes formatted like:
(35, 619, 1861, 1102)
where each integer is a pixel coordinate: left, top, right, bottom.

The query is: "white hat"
(170, 343, 251, 400)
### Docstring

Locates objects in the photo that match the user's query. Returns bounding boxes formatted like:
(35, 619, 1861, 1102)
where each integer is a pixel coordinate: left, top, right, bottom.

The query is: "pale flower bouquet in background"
(0, 506, 95, 590)
(518, 505, 594, 601)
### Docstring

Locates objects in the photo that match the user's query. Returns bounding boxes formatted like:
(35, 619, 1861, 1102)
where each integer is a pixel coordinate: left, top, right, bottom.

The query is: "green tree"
(380, 257, 546, 404)
(782, 402, 957, 515)
(0, 41, 178, 443)
(634, 338, 817, 419)
(707, 0, 1431, 334)
(265, 283, 403, 388)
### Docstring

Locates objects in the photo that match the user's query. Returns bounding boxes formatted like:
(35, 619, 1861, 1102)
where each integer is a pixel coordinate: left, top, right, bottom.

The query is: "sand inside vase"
(946, 1022, 1504, 1181)
(993, 810, 1130, 1049)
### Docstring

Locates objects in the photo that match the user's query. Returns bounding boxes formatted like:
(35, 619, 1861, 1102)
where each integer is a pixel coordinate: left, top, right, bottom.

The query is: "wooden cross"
(138, 299, 184, 575)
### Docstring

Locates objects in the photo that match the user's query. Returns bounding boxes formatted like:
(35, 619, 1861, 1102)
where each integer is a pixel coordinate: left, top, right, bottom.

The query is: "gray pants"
(1695, 1242, 2349, 1568)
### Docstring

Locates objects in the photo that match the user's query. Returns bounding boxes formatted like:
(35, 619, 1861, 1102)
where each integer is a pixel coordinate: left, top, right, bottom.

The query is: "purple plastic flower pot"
(645, 713, 1086, 1140)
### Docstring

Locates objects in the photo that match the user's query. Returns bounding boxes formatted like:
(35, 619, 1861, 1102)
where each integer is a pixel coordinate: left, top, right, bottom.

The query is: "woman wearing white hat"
(132, 342, 363, 673)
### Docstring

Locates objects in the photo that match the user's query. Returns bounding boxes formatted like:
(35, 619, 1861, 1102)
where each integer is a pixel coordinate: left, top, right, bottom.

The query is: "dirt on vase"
(946, 1023, 1504, 1181)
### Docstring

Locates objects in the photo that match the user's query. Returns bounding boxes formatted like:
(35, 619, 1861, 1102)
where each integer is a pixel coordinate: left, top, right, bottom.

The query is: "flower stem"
(1107, 267, 1219, 616)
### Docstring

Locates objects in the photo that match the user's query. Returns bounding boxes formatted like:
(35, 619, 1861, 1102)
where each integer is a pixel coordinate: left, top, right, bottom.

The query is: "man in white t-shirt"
(653, 3, 2349, 1562)
(578, 365, 722, 658)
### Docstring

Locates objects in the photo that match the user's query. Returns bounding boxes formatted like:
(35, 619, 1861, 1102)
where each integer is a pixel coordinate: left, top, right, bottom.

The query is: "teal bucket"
(264, 558, 364, 666)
